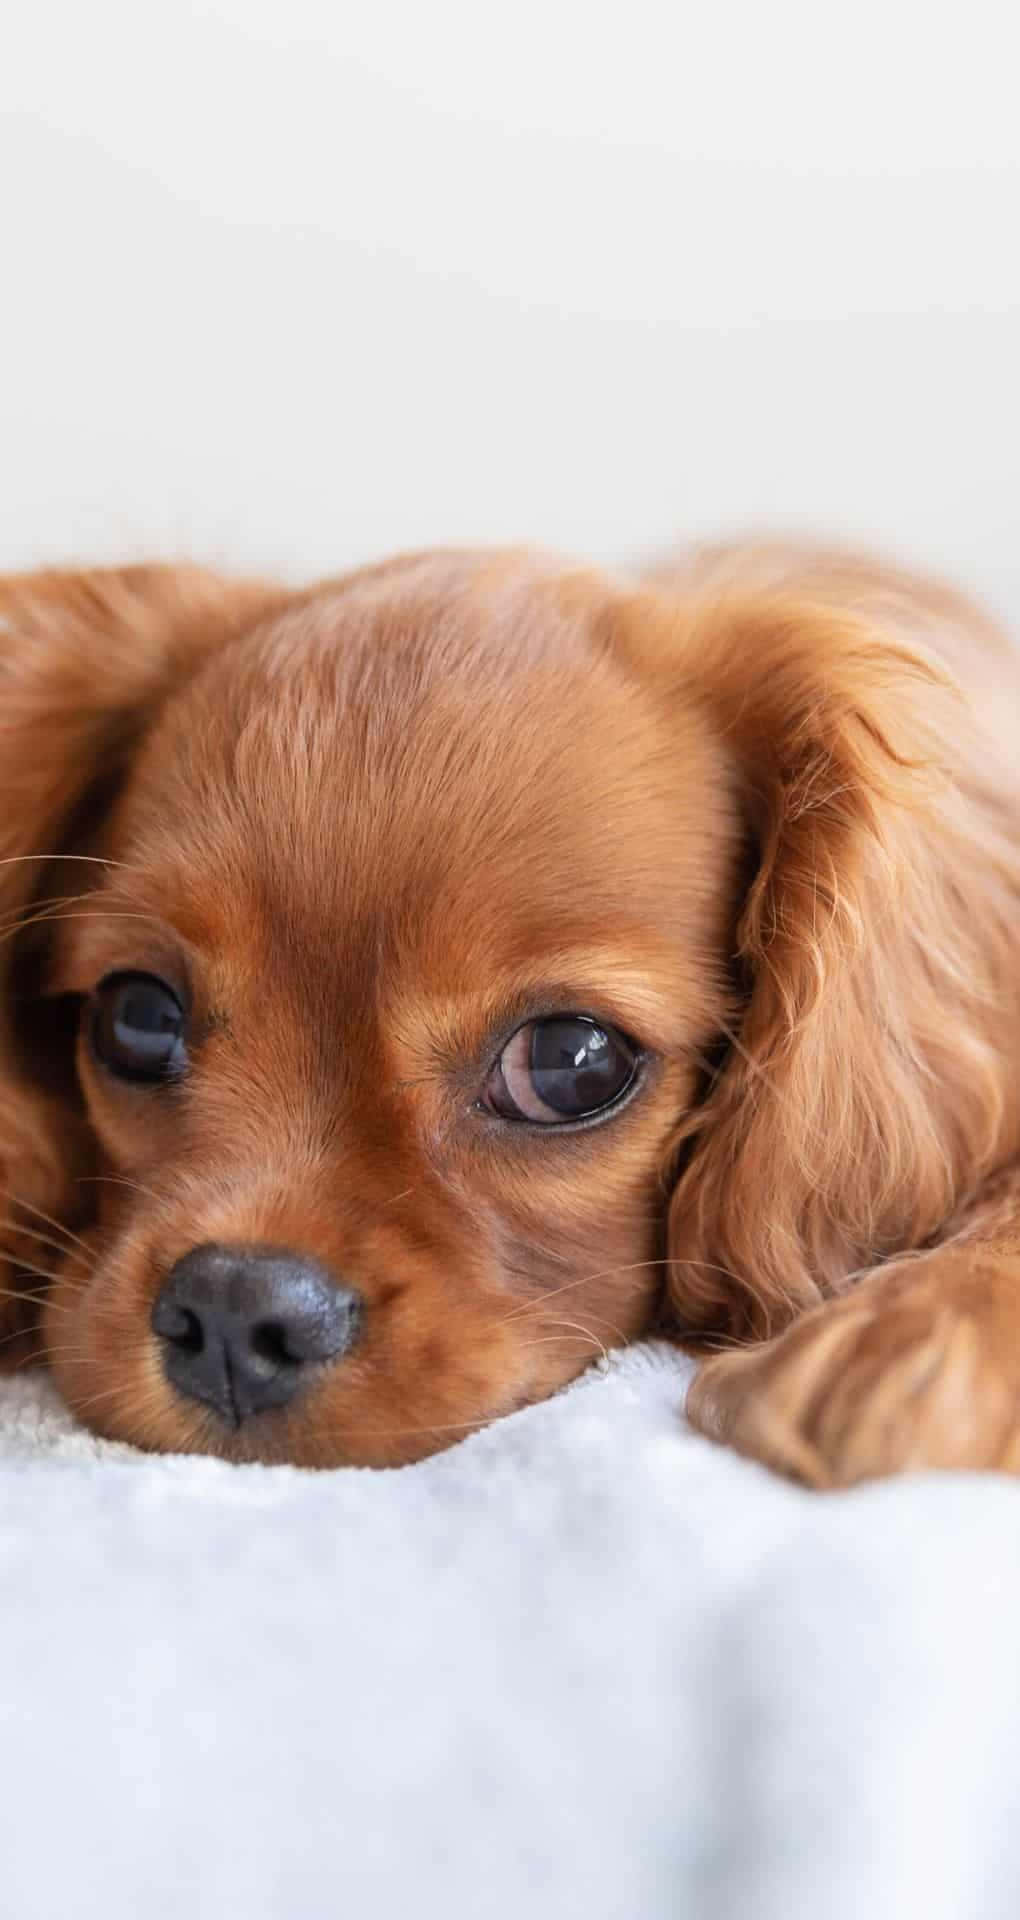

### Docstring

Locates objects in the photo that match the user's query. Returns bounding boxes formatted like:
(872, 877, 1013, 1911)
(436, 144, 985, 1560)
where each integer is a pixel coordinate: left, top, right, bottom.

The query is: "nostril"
(250, 1319, 302, 1368)
(152, 1299, 205, 1354)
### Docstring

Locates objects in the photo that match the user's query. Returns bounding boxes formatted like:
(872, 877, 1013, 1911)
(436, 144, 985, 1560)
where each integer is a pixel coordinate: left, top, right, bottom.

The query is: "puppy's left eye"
(482, 1016, 638, 1124)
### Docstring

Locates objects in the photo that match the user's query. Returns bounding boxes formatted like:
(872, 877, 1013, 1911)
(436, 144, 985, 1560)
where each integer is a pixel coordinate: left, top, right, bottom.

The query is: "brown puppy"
(1, 542, 1019, 1482)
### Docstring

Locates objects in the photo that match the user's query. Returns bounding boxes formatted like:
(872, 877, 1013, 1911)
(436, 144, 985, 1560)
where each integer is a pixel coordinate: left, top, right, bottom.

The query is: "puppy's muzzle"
(152, 1243, 362, 1424)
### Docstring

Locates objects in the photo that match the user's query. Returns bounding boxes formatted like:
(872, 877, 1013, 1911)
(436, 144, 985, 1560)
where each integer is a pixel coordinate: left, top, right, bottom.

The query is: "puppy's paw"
(686, 1256, 1020, 1487)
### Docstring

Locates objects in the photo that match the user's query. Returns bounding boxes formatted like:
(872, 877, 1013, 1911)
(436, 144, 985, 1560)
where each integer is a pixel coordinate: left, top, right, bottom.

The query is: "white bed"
(3, 1343, 1020, 1919)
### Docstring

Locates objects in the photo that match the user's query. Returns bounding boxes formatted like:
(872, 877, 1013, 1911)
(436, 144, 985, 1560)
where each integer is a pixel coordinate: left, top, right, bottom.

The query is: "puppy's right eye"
(89, 972, 187, 1083)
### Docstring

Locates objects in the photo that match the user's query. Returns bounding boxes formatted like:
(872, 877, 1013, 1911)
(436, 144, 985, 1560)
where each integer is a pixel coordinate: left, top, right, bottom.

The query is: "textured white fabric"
(2, 1343, 1020, 1920)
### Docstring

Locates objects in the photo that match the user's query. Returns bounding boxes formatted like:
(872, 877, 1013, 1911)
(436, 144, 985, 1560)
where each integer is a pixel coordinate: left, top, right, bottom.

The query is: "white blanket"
(2, 1343, 1020, 1919)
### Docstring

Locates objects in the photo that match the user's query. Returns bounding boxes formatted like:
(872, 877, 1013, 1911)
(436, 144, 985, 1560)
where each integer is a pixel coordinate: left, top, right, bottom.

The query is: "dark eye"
(482, 1016, 638, 1125)
(89, 972, 187, 1083)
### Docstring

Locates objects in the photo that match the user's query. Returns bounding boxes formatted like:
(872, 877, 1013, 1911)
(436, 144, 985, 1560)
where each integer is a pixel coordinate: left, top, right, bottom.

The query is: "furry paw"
(686, 1254, 1020, 1487)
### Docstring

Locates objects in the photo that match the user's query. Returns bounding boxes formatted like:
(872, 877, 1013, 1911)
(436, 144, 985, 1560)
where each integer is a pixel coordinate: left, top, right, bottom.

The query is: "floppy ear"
(633, 583, 1009, 1340)
(0, 564, 287, 1349)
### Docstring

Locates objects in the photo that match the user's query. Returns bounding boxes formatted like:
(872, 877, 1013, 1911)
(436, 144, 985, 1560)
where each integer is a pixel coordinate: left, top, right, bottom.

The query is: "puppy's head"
(0, 549, 977, 1463)
(0, 552, 742, 1461)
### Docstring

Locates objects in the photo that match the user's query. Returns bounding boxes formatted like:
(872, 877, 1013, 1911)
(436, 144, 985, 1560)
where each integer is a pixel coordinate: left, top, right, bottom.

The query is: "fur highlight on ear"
(652, 585, 1020, 1340)
(0, 564, 286, 1344)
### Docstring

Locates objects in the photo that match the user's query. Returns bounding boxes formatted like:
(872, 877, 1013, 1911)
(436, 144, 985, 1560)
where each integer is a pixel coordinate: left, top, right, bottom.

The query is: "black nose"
(152, 1244, 361, 1424)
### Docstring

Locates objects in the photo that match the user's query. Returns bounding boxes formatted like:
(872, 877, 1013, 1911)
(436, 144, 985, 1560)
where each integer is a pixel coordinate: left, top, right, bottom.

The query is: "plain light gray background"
(2, 1, 1019, 613)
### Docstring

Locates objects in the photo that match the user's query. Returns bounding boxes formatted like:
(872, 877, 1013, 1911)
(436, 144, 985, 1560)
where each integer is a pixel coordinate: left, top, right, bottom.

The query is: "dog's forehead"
(232, 556, 611, 709)
(116, 566, 731, 998)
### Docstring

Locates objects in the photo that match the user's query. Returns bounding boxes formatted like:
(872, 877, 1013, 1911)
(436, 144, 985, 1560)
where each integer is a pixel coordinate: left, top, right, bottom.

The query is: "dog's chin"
(40, 1282, 564, 1469)
(37, 1213, 616, 1465)
(53, 1363, 537, 1469)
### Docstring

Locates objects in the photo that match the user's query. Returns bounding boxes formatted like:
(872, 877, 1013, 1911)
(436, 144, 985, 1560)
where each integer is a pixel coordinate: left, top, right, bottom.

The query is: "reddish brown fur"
(1, 541, 1019, 1481)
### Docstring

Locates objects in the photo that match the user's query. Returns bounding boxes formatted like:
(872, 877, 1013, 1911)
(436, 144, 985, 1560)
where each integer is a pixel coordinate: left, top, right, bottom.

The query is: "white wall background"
(3, 1, 1019, 613)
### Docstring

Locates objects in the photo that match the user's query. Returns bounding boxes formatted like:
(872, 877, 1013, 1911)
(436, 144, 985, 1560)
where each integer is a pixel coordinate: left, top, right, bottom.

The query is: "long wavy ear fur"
(642, 584, 1020, 1339)
(0, 565, 286, 1348)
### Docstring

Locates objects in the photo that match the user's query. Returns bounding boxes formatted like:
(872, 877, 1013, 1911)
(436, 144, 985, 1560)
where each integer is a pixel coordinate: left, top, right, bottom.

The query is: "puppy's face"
(28, 555, 741, 1464)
